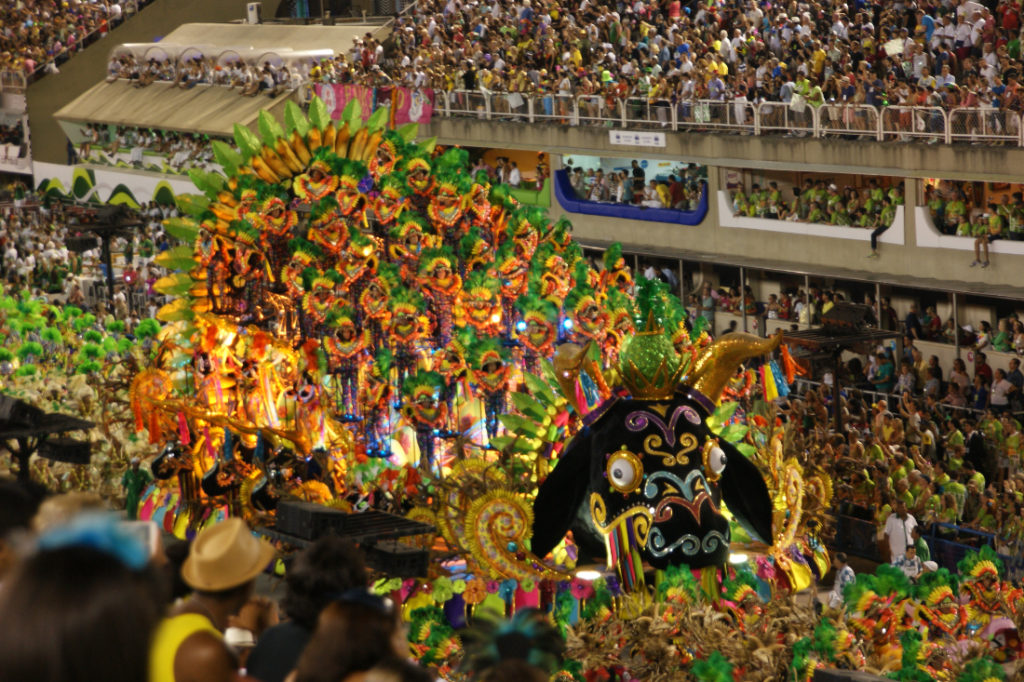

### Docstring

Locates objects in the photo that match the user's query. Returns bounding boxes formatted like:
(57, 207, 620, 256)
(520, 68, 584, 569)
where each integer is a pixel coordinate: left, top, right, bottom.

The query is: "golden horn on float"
(685, 330, 783, 402)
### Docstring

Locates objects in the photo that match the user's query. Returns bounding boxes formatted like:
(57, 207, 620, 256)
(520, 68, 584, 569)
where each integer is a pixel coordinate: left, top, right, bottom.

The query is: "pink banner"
(313, 84, 434, 125)
(390, 87, 434, 125)
(315, 83, 374, 121)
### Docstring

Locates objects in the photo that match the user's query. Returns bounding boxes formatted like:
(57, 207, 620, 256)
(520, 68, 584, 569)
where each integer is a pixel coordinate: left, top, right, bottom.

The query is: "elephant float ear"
(531, 428, 593, 559)
(719, 439, 773, 544)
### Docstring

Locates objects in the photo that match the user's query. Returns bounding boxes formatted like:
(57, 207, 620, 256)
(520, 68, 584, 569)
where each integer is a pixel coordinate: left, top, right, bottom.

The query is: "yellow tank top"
(149, 613, 221, 682)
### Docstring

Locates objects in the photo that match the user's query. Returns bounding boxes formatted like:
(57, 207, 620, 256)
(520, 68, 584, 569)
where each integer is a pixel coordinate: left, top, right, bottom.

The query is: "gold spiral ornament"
(464, 489, 568, 582)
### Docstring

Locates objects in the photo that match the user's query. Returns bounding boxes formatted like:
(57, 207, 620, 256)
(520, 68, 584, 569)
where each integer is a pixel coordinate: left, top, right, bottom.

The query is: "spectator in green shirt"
(867, 197, 895, 259)
(972, 203, 1003, 268)
(944, 192, 967, 225)
(873, 351, 896, 393)
(927, 187, 946, 231)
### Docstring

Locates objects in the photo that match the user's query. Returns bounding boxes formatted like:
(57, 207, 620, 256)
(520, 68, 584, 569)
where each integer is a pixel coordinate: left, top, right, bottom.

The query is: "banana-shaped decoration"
(274, 138, 304, 174)
(348, 127, 369, 161)
(209, 203, 236, 223)
(359, 130, 383, 163)
(290, 131, 311, 166)
(334, 121, 350, 156)
(216, 191, 238, 208)
(250, 155, 281, 184)
(261, 146, 292, 180)
(307, 126, 323, 154)
(323, 122, 336, 152)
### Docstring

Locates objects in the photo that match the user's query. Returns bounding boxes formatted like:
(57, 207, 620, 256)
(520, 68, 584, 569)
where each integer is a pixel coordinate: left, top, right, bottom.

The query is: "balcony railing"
(432, 90, 1024, 147)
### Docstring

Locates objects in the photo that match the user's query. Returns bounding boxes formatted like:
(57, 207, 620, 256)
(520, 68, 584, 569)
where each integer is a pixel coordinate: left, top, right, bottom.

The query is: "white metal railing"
(575, 94, 613, 127)
(755, 100, 813, 137)
(881, 106, 948, 144)
(818, 103, 881, 141)
(347, 87, 1024, 147)
(0, 70, 26, 93)
(949, 106, 1021, 146)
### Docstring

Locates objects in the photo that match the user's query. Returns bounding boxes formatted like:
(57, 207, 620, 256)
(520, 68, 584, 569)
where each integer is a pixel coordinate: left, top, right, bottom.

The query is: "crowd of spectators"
(106, 53, 306, 97)
(796, 379, 1024, 565)
(0, 0, 152, 82)
(317, 0, 1024, 137)
(927, 183, 1024, 257)
(0, 493, 546, 682)
(731, 177, 903, 227)
(0, 187, 178, 318)
(568, 159, 706, 208)
(77, 124, 219, 172)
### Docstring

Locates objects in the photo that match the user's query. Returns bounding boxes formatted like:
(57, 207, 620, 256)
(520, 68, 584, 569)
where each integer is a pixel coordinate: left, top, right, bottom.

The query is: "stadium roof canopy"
(54, 21, 379, 137)
(55, 81, 293, 138)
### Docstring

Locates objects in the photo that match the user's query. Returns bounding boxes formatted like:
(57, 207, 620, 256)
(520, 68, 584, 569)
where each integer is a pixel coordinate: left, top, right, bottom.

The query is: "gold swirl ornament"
(405, 506, 438, 551)
(435, 460, 508, 551)
(589, 493, 653, 549)
(464, 488, 570, 582)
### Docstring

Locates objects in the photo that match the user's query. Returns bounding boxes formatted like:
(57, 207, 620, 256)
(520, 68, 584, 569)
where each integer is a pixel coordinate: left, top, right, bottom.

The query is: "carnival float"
(3, 96, 1024, 680)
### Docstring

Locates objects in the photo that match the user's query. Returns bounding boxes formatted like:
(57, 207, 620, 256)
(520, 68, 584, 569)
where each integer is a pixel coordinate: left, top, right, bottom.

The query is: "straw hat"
(182, 518, 276, 592)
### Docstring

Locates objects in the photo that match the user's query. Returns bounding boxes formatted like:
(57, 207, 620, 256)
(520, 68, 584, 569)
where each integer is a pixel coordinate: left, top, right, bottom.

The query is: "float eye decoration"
(607, 447, 644, 494)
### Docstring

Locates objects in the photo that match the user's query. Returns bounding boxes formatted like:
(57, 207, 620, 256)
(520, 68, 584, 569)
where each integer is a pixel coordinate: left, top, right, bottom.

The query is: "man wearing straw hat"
(150, 518, 277, 682)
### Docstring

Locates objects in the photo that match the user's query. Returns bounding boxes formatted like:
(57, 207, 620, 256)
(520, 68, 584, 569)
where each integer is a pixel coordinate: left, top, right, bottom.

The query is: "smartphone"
(120, 520, 161, 559)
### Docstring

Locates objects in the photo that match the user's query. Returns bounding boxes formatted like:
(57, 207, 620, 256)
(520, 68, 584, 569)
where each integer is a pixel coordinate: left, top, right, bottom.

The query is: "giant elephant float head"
(531, 326, 779, 570)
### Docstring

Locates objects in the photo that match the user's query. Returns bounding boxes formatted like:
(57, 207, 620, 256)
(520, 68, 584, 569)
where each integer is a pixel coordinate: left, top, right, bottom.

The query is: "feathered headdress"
(958, 544, 1004, 580)
(457, 608, 565, 677)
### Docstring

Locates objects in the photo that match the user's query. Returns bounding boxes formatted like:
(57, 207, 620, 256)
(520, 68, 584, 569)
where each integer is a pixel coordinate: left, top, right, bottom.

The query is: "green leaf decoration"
(522, 374, 555, 405)
(417, 136, 437, 154)
(174, 193, 210, 218)
(718, 423, 749, 444)
(187, 169, 226, 199)
(308, 96, 330, 132)
(510, 391, 546, 422)
(154, 245, 199, 272)
(366, 106, 388, 132)
(342, 99, 362, 133)
(153, 273, 196, 296)
(498, 414, 541, 438)
(284, 100, 310, 138)
(211, 140, 244, 173)
(233, 123, 262, 159)
(706, 401, 739, 433)
(157, 300, 196, 323)
(487, 435, 515, 452)
(735, 443, 756, 457)
(163, 217, 200, 243)
(396, 123, 418, 143)
(258, 110, 286, 147)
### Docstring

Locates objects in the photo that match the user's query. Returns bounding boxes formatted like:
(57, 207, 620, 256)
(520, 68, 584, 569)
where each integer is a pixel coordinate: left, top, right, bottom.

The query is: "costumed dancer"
(358, 348, 395, 457)
(417, 247, 461, 347)
(322, 308, 370, 419)
(388, 214, 432, 286)
(514, 292, 558, 376)
(495, 241, 530, 340)
(195, 225, 229, 314)
(253, 195, 298, 279)
(427, 171, 470, 251)
(467, 336, 512, 442)
(387, 285, 427, 391)
(403, 154, 436, 214)
(435, 328, 473, 436)
(456, 269, 502, 338)
(359, 262, 398, 350)
(400, 369, 448, 470)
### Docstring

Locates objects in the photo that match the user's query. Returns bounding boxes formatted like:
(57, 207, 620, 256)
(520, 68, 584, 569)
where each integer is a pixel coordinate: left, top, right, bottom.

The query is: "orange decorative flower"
(464, 578, 487, 605)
